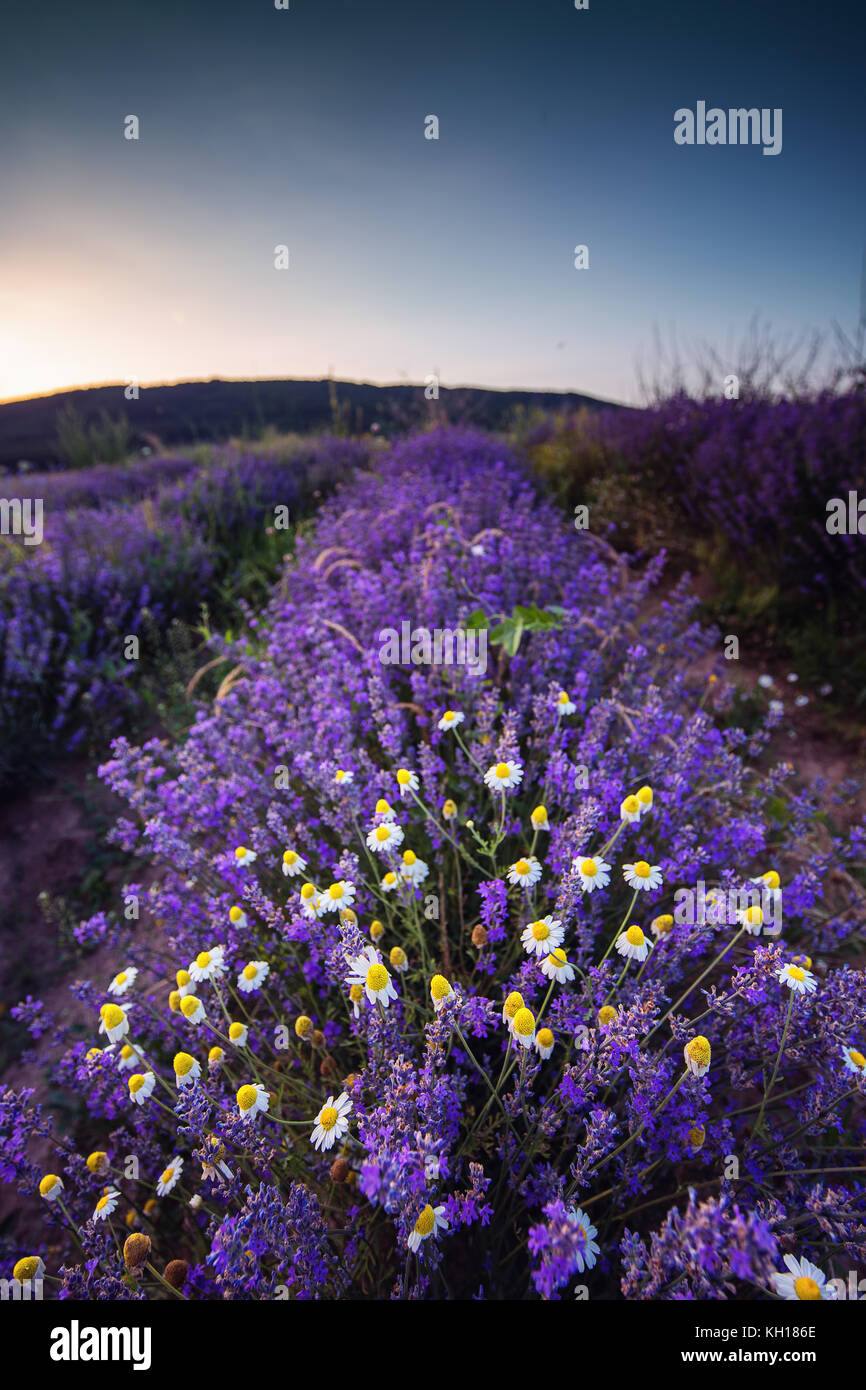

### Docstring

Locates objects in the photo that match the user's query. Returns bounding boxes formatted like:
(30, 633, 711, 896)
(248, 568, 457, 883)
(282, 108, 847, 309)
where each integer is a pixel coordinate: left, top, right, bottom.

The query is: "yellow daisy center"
(625, 926, 645, 946)
(745, 906, 763, 925)
(196, 951, 211, 968)
(580, 859, 597, 876)
(366, 963, 389, 992)
(532, 805, 548, 823)
(229, 1023, 245, 1040)
(115, 972, 127, 985)
(390, 948, 407, 967)
(637, 786, 652, 804)
(349, 984, 364, 1002)
(444, 710, 455, 721)
(243, 964, 258, 980)
(181, 996, 201, 1017)
(39, 1176, 59, 1196)
(301, 883, 316, 900)
(414, 1204, 436, 1236)
(687, 1036, 711, 1067)
(849, 1050, 865, 1069)
(319, 1106, 339, 1131)
(513, 1007, 535, 1037)
(397, 769, 411, 785)
(531, 920, 550, 941)
(177, 969, 190, 987)
(100, 1004, 124, 1030)
(235, 847, 247, 859)
(174, 1052, 194, 1075)
(375, 825, 390, 841)
(794, 1276, 821, 1301)
(598, 1005, 616, 1026)
(129, 1074, 146, 1093)
(14, 1257, 41, 1282)
(237, 1085, 258, 1111)
(431, 974, 451, 1001)
(763, 871, 780, 889)
(376, 799, 390, 814)
(230, 907, 244, 922)
(383, 872, 397, 886)
(633, 861, 651, 878)
(283, 851, 297, 864)
(537, 1028, 554, 1048)
(653, 914, 674, 933)
(494, 762, 510, 779)
(329, 883, 344, 900)
(161, 1167, 175, 1186)
(623, 796, 639, 813)
(787, 965, 806, 981)
(504, 992, 524, 1019)
(96, 1195, 111, 1212)
(549, 948, 567, 966)
(403, 850, 416, 866)
(514, 859, 530, 876)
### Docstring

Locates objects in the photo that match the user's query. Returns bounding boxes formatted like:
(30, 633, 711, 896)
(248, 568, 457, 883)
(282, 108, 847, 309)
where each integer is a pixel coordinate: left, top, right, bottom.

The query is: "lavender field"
(2, 406, 865, 1306)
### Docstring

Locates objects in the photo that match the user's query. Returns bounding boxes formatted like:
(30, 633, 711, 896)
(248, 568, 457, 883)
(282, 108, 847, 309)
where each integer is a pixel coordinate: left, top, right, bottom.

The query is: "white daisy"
(771, 1254, 836, 1301)
(349, 983, 365, 1018)
(484, 760, 523, 792)
(778, 963, 817, 995)
(738, 904, 765, 935)
(623, 860, 663, 892)
(400, 851, 429, 887)
(188, 946, 226, 984)
(234, 846, 257, 867)
(751, 870, 782, 902)
(541, 948, 575, 984)
(228, 1022, 249, 1047)
(108, 967, 138, 997)
(117, 1043, 143, 1072)
(407, 1203, 448, 1253)
(684, 1036, 712, 1077)
(175, 969, 194, 998)
(530, 805, 549, 831)
(620, 795, 641, 823)
(567, 1207, 600, 1272)
(616, 925, 650, 962)
(374, 797, 397, 822)
(333, 769, 354, 786)
(430, 975, 455, 1011)
(179, 996, 207, 1026)
(98, 1003, 130, 1044)
(311, 1092, 352, 1152)
(636, 786, 653, 816)
(93, 1188, 120, 1222)
(366, 821, 405, 854)
(507, 855, 543, 888)
(237, 961, 269, 994)
(237, 1083, 270, 1122)
(346, 947, 398, 1007)
(842, 1045, 866, 1076)
(521, 916, 565, 958)
(281, 849, 307, 878)
(511, 1007, 536, 1050)
(438, 710, 465, 731)
(128, 1072, 156, 1106)
(298, 883, 321, 919)
(38, 1174, 64, 1202)
(173, 1052, 201, 1088)
(319, 880, 357, 914)
(228, 906, 248, 930)
(156, 1157, 184, 1197)
(556, 691, 576, 716)
(535, 1027, 555, 1060)
(575, 855, 611, 892)
(381, 870, 401, 893)
(395, 768, 419, 797)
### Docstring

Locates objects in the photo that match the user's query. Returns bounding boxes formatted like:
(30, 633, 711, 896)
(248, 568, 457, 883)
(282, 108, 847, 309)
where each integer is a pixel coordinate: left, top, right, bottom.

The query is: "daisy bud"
(442, 798, 457, 820)
(169, 990, 181, 1012)
(13, 1256, 44, 1285)
(321, 1057, 338, 1079)
(503, 991, 524, 1024)
(684, 1035, 712, 1077)
(430, 974, 454, 1010)
(123, 1232, 151, 1273)
(688, 1126, 706, 1153)
(311, 1029, 325, 1047)
(163, 1259, 189, 1290)
(598, 1005, 617, 1027)
(86, 1151, 109, 1176)
(144, 1198, 159, 1217)
(294, 1016, 313, 1040)
(651, 914, 674, 937)
(330, 1157, 351, 1183)
(471, 924, 488, 947)
(370, 920, 385, 941)
(530, 805, 548, 828)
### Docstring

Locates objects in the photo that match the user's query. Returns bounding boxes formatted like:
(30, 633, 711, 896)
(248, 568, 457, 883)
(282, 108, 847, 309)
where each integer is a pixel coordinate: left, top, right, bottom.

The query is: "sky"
(0, 0, 863, 405)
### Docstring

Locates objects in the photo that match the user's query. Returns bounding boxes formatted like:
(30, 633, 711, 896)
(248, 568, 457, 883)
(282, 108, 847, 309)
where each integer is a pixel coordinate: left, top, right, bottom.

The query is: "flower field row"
(4, 428, 865, 1300)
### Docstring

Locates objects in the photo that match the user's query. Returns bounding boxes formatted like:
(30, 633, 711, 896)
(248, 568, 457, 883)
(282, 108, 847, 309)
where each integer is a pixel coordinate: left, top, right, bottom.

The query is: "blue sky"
(1, 0, 863, 403)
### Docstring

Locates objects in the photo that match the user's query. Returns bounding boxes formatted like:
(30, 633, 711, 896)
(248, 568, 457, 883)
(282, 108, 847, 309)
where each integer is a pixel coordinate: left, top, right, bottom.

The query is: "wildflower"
(484, 760, 523, 792)
(86, 1151, 109, 1176)
(13, 1256, 45, 1285)
(374, 798, 396, 822)
(208, 1046, 224, 1068)
(170, 991, 182, 1016)
(636, 786, 653, 815)
(430, 974, 455, 1010)
(237, 1083, 270, 1122)
(778, 963, 817, 995)
(566, 1207, 600, 1271)
(180, 996, 207, 1026)
(129, 1072, 156, 1105)
(471, 924, 488, 947)
(164, 1260, 189, 1290)
(299, 882, 321, 918)
(295, 1015, 314, 1040)
(541, 948, 574, 983)
(108, 967, 138, 997)
(531, 804, 549, 830)
(333, 768, 354, 786)
(521, 916, 565, 958)
(234, 846, 257, 866)
(616, 924, 650, 962)
(320, 880, 356, 913)
(238, 961, 269, 993)
(503, 991, 524, 1027)
(438, 709, 465, 731)
(620, 795, 641, 823)
(688, 1126, 706, 1153)
(381, 871, 399, 892)
(39, 1174, 64, 1202)
(188, 947, 226, 984)
(651, 914, 674, 937)
(576, 855, 610, 892)
(841, 1046, 866, 1076)
(330, 1158, 351, 1183)
(396, 768, 419, 796)
(189, 1194, 202, 1210)
(442, 798, 457, 820)
(408, 1203, 448, 1252)
(598, 1005, 617, 1027)
(281, 849, 307, 878)
(556, 691, 576, 715)
(512, 1007, 536, 1049)
(311, 1092, 353, 1152)
(366, 821, 404, 853)
(623, 860, 663, 891)
(117, 1043, 142, 1070)
(370, 919, 385, 941)
(771, 1255, 836, 1301)
(389, 946, 409, 973)
(157, 1158, 184, 1197)
(173, 1052, 201, 1087)
(752, 869, 781, 896)
(176, 968, 193, 997)
(123, 1234, 151, 1272)
(400, 850, 429, 886)
(684, 1036, 712, 1077)
(739, 904, 764, 935)
(349, 983, 365, 1018)
(99, 1002, 130, 1044)
(758, 674, 774, 688)
(346, 946, 398, 1007)
(228, 1022, 249, 1047)
(535, 1027, 555, 1060)
(507, 855, 542, 887)
(93, 1188, 120, 1222)
(791, 954, 812, 970)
